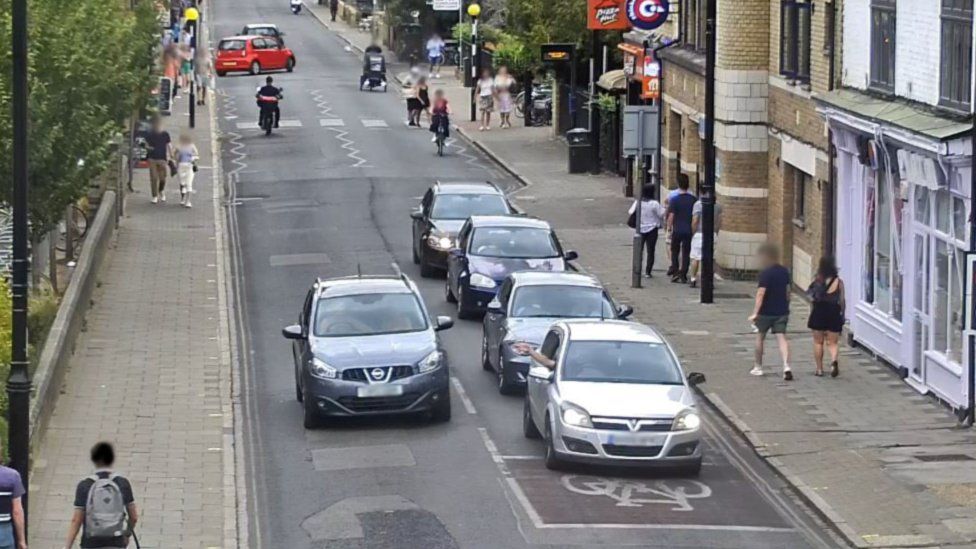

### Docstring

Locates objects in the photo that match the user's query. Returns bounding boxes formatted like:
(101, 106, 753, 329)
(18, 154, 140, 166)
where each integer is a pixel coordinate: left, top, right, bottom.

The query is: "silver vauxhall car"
(522, 320, 706, 474)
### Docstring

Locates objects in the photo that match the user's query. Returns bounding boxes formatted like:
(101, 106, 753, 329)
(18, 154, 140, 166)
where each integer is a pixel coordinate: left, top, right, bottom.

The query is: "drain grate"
(915, 454, 974, 462)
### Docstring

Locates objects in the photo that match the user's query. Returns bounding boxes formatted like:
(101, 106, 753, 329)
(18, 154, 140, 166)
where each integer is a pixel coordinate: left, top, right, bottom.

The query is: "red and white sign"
(626, 0, 670, 31)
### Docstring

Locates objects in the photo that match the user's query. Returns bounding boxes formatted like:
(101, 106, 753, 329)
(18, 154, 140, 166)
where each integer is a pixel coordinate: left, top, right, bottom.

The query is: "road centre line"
(450, 376, 477, 414)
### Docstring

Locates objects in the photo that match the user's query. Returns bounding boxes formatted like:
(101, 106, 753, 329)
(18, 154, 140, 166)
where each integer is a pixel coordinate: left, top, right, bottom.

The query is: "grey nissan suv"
(282, 269, 454, 428)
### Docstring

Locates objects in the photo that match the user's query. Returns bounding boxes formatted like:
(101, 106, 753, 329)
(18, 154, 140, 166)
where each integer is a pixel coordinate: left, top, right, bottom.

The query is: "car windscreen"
(430, 193, 509, 220)
(469, 227, 559, 258)
(314, 293, 428, 337)
(219, 40, 246, 51)
(246, 27, 277, 36)
(510, 286, 614, 318)
(560, 341, 683, 385)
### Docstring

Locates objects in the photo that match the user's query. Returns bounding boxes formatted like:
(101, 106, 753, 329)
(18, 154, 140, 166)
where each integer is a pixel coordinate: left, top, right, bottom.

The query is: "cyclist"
(429, 89, 450, 143)
(255, 76, 282, 129)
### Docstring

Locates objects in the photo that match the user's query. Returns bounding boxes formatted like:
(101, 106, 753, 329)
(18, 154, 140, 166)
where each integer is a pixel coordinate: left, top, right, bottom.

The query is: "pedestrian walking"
(178, 42, 194, 93)
(688, 189, 722, 288)
(329, 0, 338, 21)
(748, 243, 793, 380)
(627, 183, 665, 278)
(0, 440, 27, 549)
(405, 77, 424, 127)
(807, 256, 845, 377)
(494, 66, 515, 129)
(63, 442, 139, 549)
(194, 50, 214, 106)
(666, 174, 697, 283)
(476, 68, 495, 131)
(425, 33, 445, 78)
(417, 76, 431, 125)
(176, 133, 199, 208)
(145, 117, 173, 204)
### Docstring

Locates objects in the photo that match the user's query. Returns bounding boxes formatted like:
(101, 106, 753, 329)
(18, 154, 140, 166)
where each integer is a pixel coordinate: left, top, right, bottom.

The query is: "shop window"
(864, 168, 904, 319)
(940, 0, 974, 111)
(952, 196, 968, 242)
(870, 0, 896, 93)
(780, 1, 812, 83)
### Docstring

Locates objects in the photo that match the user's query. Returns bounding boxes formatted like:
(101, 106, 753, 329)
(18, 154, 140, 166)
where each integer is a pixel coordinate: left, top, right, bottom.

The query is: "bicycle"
(55, 203, 90, 253)
(434, 122, 448, 156)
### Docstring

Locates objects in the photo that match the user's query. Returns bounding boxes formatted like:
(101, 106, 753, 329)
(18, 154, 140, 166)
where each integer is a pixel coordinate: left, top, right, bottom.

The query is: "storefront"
(818, 90, 973, 411)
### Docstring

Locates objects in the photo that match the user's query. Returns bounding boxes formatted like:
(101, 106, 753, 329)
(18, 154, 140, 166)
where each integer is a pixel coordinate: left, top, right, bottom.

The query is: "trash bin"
(566, 128, 592, 174)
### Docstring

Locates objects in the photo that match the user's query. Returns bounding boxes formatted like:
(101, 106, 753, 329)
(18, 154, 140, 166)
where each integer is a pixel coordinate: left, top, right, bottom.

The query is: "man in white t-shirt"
(689, 191, 722, 288)
(426, 34, 445, 78)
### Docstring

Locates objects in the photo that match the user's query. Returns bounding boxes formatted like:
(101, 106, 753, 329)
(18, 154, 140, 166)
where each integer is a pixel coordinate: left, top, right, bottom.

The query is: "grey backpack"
(84, 474, 128, 538)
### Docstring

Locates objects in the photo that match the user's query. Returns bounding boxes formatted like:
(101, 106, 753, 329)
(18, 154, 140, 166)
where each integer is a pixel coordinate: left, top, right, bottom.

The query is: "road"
(211, 1, 843, 547)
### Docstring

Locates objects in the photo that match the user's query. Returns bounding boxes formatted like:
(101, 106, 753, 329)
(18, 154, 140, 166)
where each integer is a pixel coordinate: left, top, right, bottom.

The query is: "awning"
(596, 70, 627, 91)
(815, 88, 972, 142)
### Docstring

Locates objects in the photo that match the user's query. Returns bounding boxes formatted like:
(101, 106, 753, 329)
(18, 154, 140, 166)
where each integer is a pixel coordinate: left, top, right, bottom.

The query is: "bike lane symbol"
(560, 475, 712, 511)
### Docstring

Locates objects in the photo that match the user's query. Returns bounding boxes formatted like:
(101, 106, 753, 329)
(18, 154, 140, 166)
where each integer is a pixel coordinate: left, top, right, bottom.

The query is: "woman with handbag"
(627, 184, 665, 278)
(175, 133, 199, 208)
(807, 256, 845, 377)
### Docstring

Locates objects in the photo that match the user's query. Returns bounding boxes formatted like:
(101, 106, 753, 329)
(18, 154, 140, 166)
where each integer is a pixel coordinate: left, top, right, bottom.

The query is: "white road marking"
(268, 253, 330, 267)
(499, 455, 541, 460)
(235, 119, 303, 129)
(450, 376, 477, 414)
(681, 330, 711, 336)
(319, 118, 346, 126)
(361, 119, 389, 128)
(477, 428, 504, 465)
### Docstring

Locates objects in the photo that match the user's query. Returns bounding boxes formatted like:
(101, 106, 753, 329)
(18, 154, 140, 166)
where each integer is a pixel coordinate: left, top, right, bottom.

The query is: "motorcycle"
(258, 88, 282, 136)
(290, 0, 302, 14)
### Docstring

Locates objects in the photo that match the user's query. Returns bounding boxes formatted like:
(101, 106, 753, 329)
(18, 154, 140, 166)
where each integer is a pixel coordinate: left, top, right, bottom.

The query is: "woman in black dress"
(417, 76, 431, 126)
(807, 256, 845, 377)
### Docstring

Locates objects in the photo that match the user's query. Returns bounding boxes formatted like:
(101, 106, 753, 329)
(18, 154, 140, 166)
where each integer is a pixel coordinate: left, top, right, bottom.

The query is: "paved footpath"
(28, 17, 236, 549)
(314, 10, 976, 548)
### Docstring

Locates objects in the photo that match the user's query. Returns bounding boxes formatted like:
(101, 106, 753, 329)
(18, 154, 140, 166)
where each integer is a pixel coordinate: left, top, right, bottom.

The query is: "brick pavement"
(28, 22, 235, 549)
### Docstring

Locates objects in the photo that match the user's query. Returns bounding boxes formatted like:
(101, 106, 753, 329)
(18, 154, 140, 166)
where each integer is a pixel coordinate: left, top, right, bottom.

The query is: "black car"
(445, 215, 577, 319)
(411, 181, 513, 277)
(282, 270, 454, 428)
(481, 271, 632, 394)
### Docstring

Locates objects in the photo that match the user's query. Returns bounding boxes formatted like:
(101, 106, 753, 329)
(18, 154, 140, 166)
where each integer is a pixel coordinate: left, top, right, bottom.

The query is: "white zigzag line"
(309, 89, 371, 168)
(446, 136, 498, 178)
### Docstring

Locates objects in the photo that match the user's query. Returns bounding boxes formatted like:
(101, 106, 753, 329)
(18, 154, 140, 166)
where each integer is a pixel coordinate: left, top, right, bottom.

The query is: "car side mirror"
(529, 365, 554, 382)
(435, 316, 454, 331)
(564, 250, 579, 261)
(687, 372, 706, 386)
(282, 324, 304, 340)
(487, 299, 504, 314)
(616, 304, 634, 319)
(410, 210, 423, 220)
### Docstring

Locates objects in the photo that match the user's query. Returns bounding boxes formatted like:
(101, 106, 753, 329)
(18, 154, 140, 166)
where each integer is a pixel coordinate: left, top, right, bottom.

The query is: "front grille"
(591, 419, 673, 432)
(637, 423, 672, 432)
(337, 392, 420, 412)
(341, 365, 415, 383)
(603, 444, 663, 458)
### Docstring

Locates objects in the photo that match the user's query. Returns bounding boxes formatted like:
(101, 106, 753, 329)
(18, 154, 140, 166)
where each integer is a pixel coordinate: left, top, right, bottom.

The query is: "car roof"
(220, 35, 256, 41)
(468, 215, 550, 229)
(316, 276, 414, 299)
(510, 271, 602, 288)
(559, 320, 665, 344)
(433, 181, 503, 195)
(243, 23, 278, 29)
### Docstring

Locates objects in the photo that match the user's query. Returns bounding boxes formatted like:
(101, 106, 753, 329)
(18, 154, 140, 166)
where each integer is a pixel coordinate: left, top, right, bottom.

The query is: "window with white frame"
(870, 0, 897, 93)
(940, 0, 974, 111)
(863, 164, 904, 319)
(780, 0, 812, 83)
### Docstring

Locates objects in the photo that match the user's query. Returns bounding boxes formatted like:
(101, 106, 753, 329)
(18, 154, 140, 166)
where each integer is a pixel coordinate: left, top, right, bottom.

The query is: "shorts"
(479, 95, 494, 113)
(690, 233, 703, 260)
(755, 315, 789, 335)
(0, 522, 14, 548)
(428, 54, 443, 65)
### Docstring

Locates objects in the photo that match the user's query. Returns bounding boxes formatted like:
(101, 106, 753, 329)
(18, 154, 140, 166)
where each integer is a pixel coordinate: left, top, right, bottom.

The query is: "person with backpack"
(0, 440, 27, 549)
(807, 256, 845, 377)
(63, 442, 138, 549)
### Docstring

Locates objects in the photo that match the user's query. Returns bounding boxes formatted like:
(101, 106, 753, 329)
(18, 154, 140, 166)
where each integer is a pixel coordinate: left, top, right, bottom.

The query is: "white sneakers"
(150, 196, 158, 204)
(750, 365, 794, 380)
(749, 366, 764, 376)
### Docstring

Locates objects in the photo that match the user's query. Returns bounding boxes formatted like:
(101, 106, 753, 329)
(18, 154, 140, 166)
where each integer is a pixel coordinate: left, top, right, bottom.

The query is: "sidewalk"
(28, 25, 235, 549)
(316, 12, 976, 548)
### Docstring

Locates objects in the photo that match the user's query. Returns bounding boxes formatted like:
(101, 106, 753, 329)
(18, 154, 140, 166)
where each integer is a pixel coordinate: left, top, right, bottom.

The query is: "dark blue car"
(445, 216, 577, 319)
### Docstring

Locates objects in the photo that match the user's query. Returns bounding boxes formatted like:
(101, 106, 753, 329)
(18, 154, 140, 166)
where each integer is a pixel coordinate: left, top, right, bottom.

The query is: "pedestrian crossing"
(232, 118, 395, 130)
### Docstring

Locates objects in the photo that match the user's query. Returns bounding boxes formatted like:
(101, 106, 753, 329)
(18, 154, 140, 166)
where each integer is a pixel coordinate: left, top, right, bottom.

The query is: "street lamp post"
(468, 2, 481, 122)
(9, 0, 32, 523)
(700, 0, 717, 304)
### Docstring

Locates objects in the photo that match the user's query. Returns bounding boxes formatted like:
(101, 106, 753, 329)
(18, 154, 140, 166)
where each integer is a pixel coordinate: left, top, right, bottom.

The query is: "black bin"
(566, 128, 592, 174)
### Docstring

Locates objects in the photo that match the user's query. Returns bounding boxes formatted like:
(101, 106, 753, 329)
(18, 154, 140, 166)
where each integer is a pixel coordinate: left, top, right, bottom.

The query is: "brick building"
(659, 0, 840, 284)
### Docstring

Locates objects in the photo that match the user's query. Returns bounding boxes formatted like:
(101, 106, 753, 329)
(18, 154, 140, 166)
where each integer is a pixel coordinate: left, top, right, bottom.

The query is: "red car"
(216, 35, 296, 76)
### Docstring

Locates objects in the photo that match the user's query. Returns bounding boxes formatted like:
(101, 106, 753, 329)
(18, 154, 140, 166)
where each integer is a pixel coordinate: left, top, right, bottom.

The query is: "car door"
(447, 221, 471, 296)
(529, 329, 560, 423)
(296, 287, 315, 385)
(485, 277, 514, 367)
(254, 38, 278, 69)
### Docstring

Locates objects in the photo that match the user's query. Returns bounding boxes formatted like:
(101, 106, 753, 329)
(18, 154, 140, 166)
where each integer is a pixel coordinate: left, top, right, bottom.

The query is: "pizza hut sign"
(588, 0, 631, 31)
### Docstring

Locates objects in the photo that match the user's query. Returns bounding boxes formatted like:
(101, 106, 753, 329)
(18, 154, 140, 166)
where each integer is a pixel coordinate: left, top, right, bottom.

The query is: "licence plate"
(606, 433, 664, 446)
(357, 384, 404, 398)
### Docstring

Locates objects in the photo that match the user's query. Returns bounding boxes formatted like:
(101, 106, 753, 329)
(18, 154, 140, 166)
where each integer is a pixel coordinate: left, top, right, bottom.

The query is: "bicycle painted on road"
(560, 475, 712, 511)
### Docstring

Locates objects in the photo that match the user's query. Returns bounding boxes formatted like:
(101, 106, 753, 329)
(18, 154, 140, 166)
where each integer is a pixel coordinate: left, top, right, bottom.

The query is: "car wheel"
(498, 362, 518, 395)
(250, 61, 261, 75)
(216, 70, 227, 77)
(295, 377, 303, 402)
(456, 287, 476, 320)
(411, 232, 420, 264)
(286, 57, 295, 72)
(302, 389, 321, 429)
(419, 250, 437, 278)
(481, 332, 493, 371)
(544, 415, 562, 470)
(430, 392, 452, 422)
(445, 278, 457, 303)
(523, 398, 541, 439)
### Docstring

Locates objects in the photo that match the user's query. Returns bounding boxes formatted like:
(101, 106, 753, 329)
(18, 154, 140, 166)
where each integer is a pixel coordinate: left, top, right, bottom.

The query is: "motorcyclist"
(290, 0, 302, 14)
(255, 76, 282, 129)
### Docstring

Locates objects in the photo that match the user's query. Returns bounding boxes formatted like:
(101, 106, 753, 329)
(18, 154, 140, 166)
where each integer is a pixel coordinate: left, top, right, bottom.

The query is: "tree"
(505, 0, 588, 71)
(0, 0, 158, 240)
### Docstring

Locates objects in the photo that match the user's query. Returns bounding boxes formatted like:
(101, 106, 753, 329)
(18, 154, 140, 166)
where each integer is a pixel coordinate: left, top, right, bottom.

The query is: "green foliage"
(595, 93, 618, 114)
(28, 283, 59, 352)
(0, 0, 158, 239)
(504, 0, 587, 71)
(452, 21, 504, 45)
(491, 34, 531, 75)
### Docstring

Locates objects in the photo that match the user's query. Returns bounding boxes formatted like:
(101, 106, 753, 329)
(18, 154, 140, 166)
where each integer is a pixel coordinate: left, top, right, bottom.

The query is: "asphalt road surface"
(212, 1, 844, 547)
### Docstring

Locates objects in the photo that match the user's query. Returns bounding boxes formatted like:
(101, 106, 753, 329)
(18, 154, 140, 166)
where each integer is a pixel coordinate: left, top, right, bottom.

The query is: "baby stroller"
(359, 52, 387, 92)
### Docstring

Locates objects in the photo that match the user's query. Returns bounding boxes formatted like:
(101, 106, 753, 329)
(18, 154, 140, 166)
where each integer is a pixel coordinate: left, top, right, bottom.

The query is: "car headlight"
(426, 232, 454, 251)
(560, 402, 593, 428)
(417, 350, 442, 373)
(672, 409, 701, 431)
(310, 357, 337, 379)
(469, 273, 496, 289)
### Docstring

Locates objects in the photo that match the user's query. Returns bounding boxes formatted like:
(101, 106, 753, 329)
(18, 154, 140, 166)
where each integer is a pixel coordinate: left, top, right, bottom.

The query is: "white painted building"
(817, 0, 974, 412)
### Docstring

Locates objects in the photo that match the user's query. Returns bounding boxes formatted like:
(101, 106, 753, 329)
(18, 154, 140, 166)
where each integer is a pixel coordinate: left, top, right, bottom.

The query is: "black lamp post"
(700, 0, 717, 304)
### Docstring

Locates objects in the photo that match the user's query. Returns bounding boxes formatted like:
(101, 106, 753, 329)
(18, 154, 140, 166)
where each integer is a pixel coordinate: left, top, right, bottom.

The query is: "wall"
(842, 0, 871, 90)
